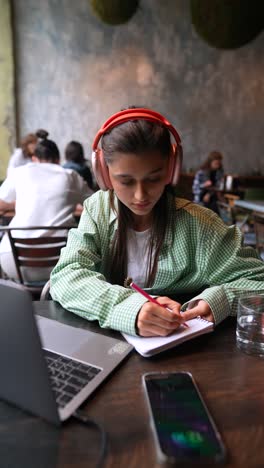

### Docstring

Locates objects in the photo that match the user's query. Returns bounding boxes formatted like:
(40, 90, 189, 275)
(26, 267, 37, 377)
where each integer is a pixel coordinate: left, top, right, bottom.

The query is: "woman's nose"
(134, 183, 147, 200)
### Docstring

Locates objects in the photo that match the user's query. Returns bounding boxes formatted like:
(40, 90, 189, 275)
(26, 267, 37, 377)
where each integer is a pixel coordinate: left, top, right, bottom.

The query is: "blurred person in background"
(192, 151, 224, 214)
(7, 129, 48, 176)
(0, 131, 92, 282)
(63, 140, 95, 191)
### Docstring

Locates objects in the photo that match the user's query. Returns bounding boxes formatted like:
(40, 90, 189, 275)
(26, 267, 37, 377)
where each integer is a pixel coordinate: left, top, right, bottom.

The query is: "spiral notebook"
(122, 318, 214, 357)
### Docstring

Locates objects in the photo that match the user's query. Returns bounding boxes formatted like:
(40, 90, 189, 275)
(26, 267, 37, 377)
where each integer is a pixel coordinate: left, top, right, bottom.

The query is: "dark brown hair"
(102, 117, 176, 287)
(34, 130, 60, 163)
(20, 129, 50, 158)
(20, 133, 38, 158)
(36, 128, 49, 140)
(200, 151, 223, 170)
(65, 141, 85, 164)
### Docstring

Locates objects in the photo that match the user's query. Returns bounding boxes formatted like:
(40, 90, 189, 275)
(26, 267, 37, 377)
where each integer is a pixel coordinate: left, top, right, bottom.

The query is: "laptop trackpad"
(36, 316, 92, 355)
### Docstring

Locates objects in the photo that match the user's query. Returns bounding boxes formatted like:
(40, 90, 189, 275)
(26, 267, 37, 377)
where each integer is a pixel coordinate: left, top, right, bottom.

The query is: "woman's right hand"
(136, 297, 184, 337)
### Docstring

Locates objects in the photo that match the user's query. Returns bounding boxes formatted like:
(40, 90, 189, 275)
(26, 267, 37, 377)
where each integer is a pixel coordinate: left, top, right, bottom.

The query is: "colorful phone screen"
(145, 373, 225, 462)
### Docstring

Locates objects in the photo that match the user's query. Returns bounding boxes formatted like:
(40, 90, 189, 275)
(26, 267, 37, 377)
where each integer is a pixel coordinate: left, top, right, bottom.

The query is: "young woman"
(50, 108, 264, 337)
(192, 151, 224, 213)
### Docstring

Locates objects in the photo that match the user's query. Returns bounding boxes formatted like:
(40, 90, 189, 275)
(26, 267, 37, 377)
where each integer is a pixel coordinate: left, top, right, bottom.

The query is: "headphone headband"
(91, 108, 183, 190)
(92, 108, 181, 150)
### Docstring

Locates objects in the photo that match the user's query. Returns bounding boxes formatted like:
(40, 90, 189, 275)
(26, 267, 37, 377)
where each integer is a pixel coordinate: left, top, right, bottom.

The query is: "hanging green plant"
(191, 0, 264, 49)
(90, 0, 139, 25)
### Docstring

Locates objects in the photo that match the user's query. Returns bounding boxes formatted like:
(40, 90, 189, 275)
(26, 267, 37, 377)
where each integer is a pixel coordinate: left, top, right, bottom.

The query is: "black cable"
(73, 410, 107, 468)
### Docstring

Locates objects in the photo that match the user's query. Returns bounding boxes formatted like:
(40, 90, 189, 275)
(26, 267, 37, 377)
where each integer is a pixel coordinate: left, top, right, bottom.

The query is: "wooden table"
(0, 300, 264, 468)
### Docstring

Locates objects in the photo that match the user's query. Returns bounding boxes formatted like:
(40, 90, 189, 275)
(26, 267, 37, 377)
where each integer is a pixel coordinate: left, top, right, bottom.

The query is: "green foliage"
(90, 0, 139, 25)
(191, 0, 264, 49)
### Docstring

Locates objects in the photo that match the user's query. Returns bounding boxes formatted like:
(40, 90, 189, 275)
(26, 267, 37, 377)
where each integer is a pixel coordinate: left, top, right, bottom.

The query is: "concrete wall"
(0, 0, 15, 180)
(13, 0, 264, 175)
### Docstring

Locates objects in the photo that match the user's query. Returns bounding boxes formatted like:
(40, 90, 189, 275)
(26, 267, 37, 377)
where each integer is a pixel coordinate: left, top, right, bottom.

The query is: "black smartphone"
(142, 371, 226, 466)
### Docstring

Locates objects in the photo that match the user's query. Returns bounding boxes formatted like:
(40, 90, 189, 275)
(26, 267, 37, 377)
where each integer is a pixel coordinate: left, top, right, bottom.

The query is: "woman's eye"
(121, 180, 133, 186)
(120, 177, 161, 186)
(148, 178, 161, 183)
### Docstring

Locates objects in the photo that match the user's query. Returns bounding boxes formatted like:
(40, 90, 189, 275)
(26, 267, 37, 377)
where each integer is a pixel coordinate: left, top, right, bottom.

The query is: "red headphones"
(91, 108, 183, 190)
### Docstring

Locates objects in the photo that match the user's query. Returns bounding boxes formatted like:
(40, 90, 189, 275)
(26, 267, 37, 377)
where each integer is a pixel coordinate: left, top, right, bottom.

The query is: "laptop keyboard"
(44, 349, 102, 409)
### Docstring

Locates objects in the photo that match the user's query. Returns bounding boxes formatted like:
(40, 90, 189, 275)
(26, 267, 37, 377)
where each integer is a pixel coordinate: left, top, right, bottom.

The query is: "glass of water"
(236, 295, 264, 357)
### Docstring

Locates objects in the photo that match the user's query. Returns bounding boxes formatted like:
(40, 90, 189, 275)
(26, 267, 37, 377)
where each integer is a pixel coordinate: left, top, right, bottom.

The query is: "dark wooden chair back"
(0, 226, 71, 295)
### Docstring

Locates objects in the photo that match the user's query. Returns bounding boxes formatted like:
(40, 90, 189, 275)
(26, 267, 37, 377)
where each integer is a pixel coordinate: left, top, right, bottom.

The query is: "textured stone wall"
(0, 0, 15, 180)
(13, 0, 264, 175)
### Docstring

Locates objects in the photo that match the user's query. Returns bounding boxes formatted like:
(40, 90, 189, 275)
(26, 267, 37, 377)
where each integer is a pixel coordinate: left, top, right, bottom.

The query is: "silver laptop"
(0, 280, 133, 425)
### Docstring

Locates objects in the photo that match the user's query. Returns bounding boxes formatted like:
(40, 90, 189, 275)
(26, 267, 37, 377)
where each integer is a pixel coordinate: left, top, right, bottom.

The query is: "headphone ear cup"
(167, 144, 183, 186)
(91, 149, 113, 191)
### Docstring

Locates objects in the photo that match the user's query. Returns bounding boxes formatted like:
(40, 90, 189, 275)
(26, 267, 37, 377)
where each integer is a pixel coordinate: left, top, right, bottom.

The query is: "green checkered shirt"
(50, 191, 264, 335)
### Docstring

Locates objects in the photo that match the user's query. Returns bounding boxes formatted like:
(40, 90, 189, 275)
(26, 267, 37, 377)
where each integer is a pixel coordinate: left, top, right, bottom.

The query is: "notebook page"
(122, 318, 213, 357)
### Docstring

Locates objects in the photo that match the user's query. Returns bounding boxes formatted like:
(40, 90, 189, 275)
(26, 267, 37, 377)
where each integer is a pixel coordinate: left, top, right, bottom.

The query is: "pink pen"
(125, 277, 189, 328)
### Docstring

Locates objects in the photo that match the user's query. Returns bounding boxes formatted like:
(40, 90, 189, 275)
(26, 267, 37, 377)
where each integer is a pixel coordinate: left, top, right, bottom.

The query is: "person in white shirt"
(7, 129, 53, 176)
(7, 131, 38, 176)
(0, 133, 92, 282)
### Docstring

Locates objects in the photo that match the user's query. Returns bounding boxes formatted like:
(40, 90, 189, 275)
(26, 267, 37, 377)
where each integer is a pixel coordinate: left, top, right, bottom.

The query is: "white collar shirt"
(0, 162, 91, 253)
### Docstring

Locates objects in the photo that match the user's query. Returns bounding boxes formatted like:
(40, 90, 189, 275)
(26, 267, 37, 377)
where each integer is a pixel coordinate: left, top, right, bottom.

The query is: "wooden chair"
(40, 279, 51, 300)
(253, 215, 264, 260)
(0, 211, 15, 241)
(223, 193, 240, 208)
(0, 226, 71, 298)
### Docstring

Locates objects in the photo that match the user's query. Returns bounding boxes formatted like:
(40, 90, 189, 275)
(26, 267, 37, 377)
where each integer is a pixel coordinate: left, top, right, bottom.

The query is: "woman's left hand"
(181, 299, 215, 323)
